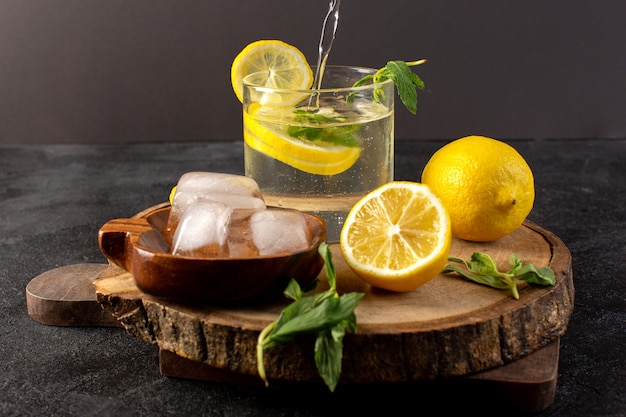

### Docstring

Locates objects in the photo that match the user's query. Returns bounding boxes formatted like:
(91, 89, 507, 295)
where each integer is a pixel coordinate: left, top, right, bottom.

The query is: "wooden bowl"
(98, 203, 326, 304)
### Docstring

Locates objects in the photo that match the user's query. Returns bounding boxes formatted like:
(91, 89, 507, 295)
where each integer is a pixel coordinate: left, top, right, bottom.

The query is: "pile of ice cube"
(163, 172, 312, 258)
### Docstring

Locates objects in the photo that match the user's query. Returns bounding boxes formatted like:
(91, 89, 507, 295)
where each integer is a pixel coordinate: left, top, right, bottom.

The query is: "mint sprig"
(442, 252, 556, 299)
(349, 59, 426, 114)
(257, 242, 364, 392)
(286, 59, 425, 145)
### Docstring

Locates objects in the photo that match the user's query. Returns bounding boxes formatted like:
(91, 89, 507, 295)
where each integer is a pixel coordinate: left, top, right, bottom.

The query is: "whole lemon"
(421, 136, 535, 242)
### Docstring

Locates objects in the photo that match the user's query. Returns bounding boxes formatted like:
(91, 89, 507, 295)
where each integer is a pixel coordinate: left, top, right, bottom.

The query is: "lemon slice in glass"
(231, 40, 314, 104)
(243, 109, 361, 176)
(340, 181, 452, 292)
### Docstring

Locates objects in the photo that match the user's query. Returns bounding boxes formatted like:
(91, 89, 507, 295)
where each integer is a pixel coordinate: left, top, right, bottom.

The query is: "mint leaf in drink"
(350, 59, 426, 114)
(256, 242, 364, 391)
(288, 110, 360, 147)
(442, 252, 556, 299)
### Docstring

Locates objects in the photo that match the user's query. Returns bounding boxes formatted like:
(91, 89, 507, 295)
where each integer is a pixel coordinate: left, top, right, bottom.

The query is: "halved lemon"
(231, 40, 314, 103)
(340, 181, 452, 292)
(243, 109, 361, 176)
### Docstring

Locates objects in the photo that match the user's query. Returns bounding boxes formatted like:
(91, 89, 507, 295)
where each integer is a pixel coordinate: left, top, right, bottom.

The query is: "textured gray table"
(1, 139, 624, 416)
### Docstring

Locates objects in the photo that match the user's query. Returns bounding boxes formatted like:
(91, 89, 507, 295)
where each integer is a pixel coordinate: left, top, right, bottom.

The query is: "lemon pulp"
(340, 181, 452, 292)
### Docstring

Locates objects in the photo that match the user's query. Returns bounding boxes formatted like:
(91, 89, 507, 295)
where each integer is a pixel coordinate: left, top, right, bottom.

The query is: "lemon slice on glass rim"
(231, 40, 314, 104)
(340, 181, 452, 292)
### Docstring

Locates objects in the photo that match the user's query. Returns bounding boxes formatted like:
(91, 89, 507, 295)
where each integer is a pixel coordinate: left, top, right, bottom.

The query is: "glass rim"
(242, 65, 394, 94)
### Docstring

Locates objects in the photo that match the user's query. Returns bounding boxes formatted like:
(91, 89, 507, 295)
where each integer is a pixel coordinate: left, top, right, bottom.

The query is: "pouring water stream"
(309, 0, 345, 201)
(309, 0, 341, 108)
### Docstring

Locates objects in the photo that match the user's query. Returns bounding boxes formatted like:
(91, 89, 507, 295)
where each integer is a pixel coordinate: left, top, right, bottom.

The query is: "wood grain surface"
(93, 205, 574, 385)
(26, 263, 120, 327)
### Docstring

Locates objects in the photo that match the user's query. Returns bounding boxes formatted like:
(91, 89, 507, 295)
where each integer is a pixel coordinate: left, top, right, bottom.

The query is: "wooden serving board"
(25, 217, 573, 413)
(93, 222, 573, 380)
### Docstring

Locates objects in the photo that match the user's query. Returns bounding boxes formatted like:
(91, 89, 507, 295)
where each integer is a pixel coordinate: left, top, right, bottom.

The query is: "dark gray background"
(1, 0, 625, 144)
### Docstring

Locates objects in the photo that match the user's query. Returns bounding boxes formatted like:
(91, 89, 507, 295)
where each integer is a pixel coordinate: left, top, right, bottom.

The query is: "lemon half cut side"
(340, 181, 452, 292)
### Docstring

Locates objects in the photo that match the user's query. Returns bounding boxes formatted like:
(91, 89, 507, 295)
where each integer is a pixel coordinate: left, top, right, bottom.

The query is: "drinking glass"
(242, 66, 394, 242)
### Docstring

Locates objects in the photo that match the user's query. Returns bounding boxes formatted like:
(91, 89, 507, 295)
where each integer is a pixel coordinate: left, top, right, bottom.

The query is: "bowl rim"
(134, 204, 327, 262)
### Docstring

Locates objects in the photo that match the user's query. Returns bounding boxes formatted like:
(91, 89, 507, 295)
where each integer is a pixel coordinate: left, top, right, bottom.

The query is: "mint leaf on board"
(442, 252, 556, 299)
(265, 293, 362, 347)
(256, 242, 364, 392)
(283, 278, 304, 301)
(314, 323, 346, 391)
(350, 59, 426, 114)
(442, 261, 510, 290)
(320, 241, 337, 290)
(515, 264, 557, 286)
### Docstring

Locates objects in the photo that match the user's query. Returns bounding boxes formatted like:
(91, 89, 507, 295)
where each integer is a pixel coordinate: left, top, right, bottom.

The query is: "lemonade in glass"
(242, 65, 394, 242)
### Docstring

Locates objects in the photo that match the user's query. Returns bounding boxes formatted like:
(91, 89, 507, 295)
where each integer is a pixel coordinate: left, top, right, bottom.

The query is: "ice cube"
(171, 201, 232, 258)
(165, 172, 266, 244)
(175, 172, 262, 198)
(200, 192, 265, 210)
(166, 191, 265, 242)
(225, 210, 259, 258)
(171, 189, 265, 219)
(250, 208, 310, 256)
